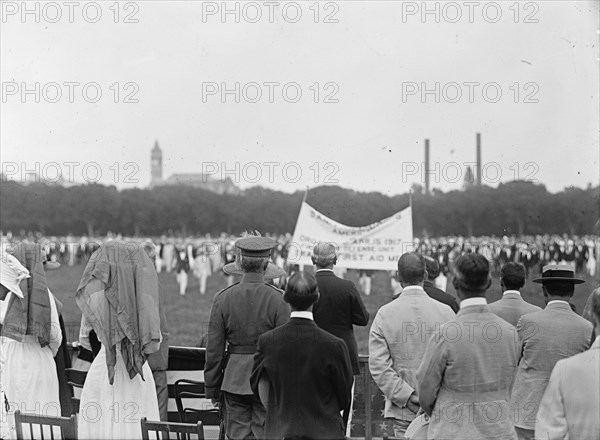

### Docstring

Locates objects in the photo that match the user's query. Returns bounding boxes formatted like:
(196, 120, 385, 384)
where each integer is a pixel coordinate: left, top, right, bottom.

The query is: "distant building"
(149, 141, 240, 195)
(463, 165, 475, 190)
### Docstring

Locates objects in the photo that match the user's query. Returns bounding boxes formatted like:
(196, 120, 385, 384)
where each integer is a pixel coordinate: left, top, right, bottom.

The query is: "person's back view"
(536, 288, 600, 440)
(489, 262, 541, 327)
(311, 243, 369, 376)
(251, 272, 353, 440)
(417, 253, 519, 440)
(75, 241, 162, 440)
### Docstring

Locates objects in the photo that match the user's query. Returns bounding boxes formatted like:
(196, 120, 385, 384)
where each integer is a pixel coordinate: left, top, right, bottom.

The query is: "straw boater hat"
(532, 264, 585, 284)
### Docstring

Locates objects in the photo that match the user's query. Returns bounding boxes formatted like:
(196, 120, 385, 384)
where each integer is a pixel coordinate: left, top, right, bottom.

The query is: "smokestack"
(476, 133, 482, 186)
(424, 139, 430, 195)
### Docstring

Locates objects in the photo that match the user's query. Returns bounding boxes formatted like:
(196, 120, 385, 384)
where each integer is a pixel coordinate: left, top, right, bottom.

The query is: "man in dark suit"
(205, 237, 291, 439)
(489, 262, 541, 327)
(311, 242, 369, 430)
(423, 256, 459, 312)
(250, 272, 353, 440)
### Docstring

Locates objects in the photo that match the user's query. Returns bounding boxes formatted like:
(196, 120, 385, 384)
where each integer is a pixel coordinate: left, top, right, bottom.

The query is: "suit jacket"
(510, 301, 593, 429)
(250, 317, 353, 440)
(204, 272, 291, 398)
(488, 291, 541, 327)
(313, 269, 369, 374)
(535, 336, 600, 440)
(423, 280, 459, 313)
(417, 304, 519, 440)
(369, 286, 455, 422)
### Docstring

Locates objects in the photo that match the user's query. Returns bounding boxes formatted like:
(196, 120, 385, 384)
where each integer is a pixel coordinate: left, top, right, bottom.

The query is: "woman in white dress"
(0, 244, 62, 439)
(76, 241, 161, 440)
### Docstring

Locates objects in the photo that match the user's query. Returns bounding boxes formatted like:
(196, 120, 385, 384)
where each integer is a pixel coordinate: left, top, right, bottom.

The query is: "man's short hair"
(239, 255, 268, 273)
(312, 242, 337, 267)
(501, 262, 526, 290)
(397, 253, 426, 285)
(543, 281, 575, 297)
(453, 253, 490, 296)
(284, 271, 319, 310)
(424, 256, 439, 280)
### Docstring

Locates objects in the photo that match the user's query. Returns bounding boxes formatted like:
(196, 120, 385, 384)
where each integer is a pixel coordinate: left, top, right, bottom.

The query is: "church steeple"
(151, 140, 163, 185)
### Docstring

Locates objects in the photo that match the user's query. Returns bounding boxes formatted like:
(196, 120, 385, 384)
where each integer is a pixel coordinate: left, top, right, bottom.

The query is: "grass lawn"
(46, 265, 599, 354)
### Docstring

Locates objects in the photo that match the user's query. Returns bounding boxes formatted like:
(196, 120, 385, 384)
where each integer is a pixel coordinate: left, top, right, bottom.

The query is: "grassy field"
(46, 264, 599, 354)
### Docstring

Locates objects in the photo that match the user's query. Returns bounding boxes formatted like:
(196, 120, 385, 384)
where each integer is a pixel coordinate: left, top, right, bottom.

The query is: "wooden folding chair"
(14, 409, 77, 440)
(65, 368, 88, 414)
(140, 417, 204, 440)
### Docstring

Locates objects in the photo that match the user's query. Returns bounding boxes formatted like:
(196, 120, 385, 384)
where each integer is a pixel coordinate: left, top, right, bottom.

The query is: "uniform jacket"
(510, 301, 593, 429)
(369, 286, 454, 422)
(535, 336, 600, 440)
(488, 291, 541, 327)
(417, 304, 519, 440)
(204, 272, 290, 398)
(250, 317, 353, 440)
(313, 269, 369, 374)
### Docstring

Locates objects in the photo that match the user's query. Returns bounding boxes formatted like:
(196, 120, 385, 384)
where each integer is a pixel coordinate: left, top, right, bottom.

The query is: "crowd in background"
(1, 232, 598, 287)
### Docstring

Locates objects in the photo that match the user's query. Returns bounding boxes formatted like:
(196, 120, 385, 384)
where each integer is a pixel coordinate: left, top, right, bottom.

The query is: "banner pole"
(302, 186, 309, 204)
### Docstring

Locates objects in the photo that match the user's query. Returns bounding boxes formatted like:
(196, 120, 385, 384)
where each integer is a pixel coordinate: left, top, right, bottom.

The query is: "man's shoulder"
(214, 282, 240, 299)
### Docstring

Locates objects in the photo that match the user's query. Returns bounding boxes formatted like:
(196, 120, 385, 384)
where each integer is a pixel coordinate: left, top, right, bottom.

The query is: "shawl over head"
(1, 242, 53, 347)
(76, 241, 161, 384)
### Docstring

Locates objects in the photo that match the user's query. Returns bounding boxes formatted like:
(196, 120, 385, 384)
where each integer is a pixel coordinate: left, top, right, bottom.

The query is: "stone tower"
(151, 140, 163, 185)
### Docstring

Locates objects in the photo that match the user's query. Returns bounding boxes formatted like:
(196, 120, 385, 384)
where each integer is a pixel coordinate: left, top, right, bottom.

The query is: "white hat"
(0, 250, 30, 299)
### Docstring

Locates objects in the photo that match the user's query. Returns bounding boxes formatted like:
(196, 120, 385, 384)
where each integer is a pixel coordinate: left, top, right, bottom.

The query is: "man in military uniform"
(204, 236, 291, 439)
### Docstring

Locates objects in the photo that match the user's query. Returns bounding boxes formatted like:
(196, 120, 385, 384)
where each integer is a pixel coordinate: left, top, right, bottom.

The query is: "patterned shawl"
(76, 241, 161, 384)
(1, 243, 53, 346)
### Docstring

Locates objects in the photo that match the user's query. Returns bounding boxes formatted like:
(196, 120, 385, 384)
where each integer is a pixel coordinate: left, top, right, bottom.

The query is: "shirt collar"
(547, 300, 570, 306)
(503, 290, 521, 296)
(290, 311, 313, 320)
(315, 268, 334, 273)
(400, 285, 426, 294)
(460, 297, 487, 309)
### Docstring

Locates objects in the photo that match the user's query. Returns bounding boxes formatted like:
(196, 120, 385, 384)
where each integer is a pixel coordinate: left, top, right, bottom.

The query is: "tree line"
(0, 180, 598, 237)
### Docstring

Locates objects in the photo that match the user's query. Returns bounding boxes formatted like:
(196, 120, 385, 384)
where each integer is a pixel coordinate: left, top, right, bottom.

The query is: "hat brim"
(43, 261, 61, 270)
(223, 262, 286, 280)
(532, 276, 585, 284)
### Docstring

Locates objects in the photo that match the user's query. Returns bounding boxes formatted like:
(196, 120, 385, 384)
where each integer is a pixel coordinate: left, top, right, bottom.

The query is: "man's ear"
(311, 256, 317, 265)
(485, 276, 492, 290)
(263, 260, 269, 271)
(332, 256, 337, 266)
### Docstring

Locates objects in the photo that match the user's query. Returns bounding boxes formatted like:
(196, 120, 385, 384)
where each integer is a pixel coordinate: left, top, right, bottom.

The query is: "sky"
(1, 0, 599, 196)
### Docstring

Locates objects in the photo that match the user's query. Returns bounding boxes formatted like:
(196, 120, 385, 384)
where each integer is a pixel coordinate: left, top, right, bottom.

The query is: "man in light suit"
(489, 262, 541, 327)
(369, 253, 455, 438)
(510, 265, 593, 440)
(535, 287, 600, 440)
(250, 272, 353, 440)
(417, 253, 519, 440)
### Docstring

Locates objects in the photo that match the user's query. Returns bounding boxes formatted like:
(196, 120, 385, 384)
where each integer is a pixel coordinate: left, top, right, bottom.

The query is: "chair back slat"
(141, 417, 204, 440)
(14, 410, 77, 440)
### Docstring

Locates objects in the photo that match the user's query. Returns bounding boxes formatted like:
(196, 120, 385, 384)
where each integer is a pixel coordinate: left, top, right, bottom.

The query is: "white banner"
(287, 202, 414, 271)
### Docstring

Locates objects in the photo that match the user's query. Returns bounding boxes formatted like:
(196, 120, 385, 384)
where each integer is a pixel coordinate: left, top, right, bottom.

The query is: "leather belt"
(228, 345, 257, 355)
